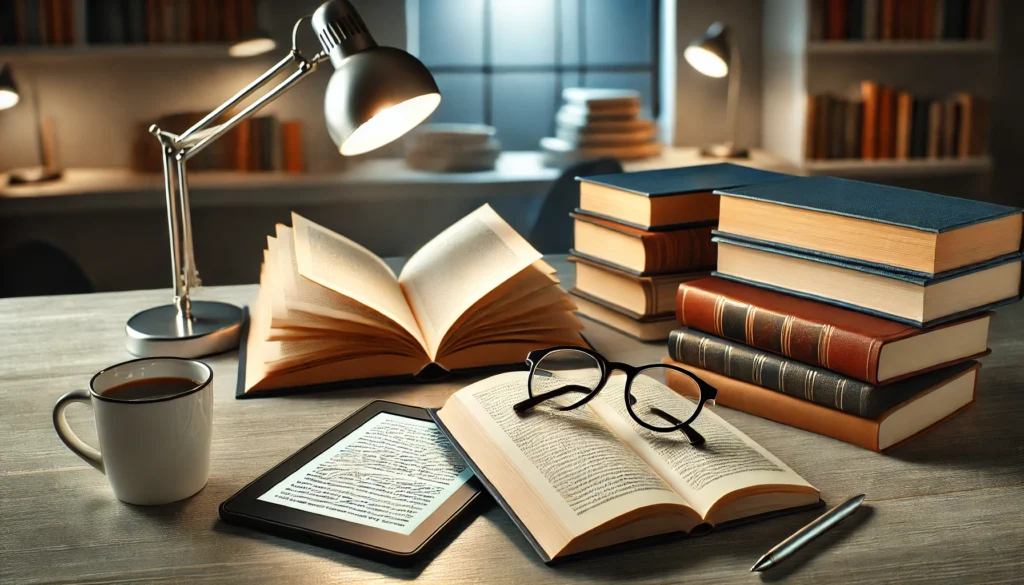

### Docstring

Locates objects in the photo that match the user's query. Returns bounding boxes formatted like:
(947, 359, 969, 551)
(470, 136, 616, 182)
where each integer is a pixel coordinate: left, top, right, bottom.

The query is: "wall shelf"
(803, 156, 992, 178)
(0, 44, 236, 61)
(807, 41, 998, 55)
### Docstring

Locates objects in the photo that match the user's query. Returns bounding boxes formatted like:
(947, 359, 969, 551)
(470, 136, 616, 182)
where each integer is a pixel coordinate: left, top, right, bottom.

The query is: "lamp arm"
(725, 46, 741, 149)
(149, 24, 328, 320)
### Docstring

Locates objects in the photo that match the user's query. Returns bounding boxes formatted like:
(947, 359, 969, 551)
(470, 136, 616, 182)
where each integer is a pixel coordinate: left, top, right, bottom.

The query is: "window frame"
(406, 0, 660, 140)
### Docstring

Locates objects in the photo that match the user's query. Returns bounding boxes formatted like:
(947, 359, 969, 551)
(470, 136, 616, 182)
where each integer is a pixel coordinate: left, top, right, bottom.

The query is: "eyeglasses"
(512, 347, 718, 445)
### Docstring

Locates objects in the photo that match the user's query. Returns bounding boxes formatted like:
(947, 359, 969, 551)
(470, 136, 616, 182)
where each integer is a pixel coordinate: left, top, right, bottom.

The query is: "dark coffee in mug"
(100, 377, 200, 401)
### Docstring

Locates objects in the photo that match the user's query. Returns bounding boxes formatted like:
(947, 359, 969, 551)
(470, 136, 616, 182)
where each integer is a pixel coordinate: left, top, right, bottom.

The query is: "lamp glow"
(341, 93, 440, 155)
(684, 46, 728, 78)
(229, 35, 277, 58)
(0, 89, 19, 110)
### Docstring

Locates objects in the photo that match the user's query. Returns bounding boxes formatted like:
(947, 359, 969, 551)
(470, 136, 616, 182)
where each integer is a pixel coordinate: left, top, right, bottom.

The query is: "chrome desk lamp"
(126, 0, 440, 358)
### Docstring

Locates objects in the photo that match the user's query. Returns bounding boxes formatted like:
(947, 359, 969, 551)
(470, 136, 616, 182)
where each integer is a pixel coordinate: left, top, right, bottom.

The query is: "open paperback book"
(432, 371, 821, 562)
(241, 205, 586, 395)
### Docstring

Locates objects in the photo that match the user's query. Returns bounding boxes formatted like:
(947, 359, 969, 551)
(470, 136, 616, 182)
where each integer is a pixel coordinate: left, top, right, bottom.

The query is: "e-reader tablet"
(219, 401, 485, 566)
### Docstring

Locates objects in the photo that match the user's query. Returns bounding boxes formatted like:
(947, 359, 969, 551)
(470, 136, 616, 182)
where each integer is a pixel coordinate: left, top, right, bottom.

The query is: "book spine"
(809, 0, 825, 40)
(911, 98, 929, 158)
(815, 95, 831, 160)
(829, 98, 845, 159)
(878, 86, 896, 159)
(639, 226, 717, 274)
(880, 0, 896, 40)
(665, 364, 882, 451)
(282, 121, 304, 174)
(864, 0, 879, 40)
(957, 93, 972, 158)
(944, 0, 965, 39)
(927, 100, 942, 158)
(676, 283, 883, 383)
(827, 0, 848, 39)
(920, 0, 936, 39)
(668, 329, 879, 417)
(966, 0, 983, 39)
(848, 0, 864, 39)
(861, 81, 879, 159)
(896, 91, 912, 160)
(804, 94, 818, 161)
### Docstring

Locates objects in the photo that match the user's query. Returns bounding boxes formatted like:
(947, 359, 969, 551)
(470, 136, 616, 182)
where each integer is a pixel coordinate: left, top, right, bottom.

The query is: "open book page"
(398, 205, 542, 359)
(445, 372, 688, 554)
(291, 213, 425, 349)
(588, 375, 816, 522)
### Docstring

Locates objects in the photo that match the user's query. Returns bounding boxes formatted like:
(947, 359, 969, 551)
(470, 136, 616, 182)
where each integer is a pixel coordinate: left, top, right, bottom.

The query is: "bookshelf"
(762, 0, 1000, 185)
(0, 44, 235, 61)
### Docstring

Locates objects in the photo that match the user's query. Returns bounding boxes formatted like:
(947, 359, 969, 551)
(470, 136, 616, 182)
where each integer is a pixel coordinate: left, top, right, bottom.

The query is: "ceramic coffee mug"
(52, 357, 214, 505)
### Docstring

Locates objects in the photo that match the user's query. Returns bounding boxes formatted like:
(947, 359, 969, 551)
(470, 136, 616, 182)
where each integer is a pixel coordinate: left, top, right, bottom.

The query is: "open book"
(433, 371, 820, 562)
(242, 205, 586, 395)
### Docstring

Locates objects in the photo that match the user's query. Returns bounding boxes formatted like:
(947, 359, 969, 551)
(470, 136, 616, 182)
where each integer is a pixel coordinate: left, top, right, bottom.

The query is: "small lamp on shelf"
(684, 22, 749, 158)
(0, 62, 64, 186)
(125, 0, 441, 358)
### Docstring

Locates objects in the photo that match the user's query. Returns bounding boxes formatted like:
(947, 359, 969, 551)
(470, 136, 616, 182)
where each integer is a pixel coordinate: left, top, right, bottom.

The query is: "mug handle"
(52, 389, 104, 473)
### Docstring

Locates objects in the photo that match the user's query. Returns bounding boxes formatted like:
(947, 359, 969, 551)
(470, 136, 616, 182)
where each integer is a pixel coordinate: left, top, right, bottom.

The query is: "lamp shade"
(0, 63, 20, 110)
(684, 22, 731, 79)
(313, 0, 440, 156)
(229, 31, 277, 58)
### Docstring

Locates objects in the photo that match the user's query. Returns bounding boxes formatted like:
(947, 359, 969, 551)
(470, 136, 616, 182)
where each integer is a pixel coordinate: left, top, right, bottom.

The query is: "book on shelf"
(669, 327, 986, 416)
(576, 163, 791, 230)
(570, 211, 716, 276)
(72, 0, 256, 45)
(810, 0, 995, 41)
(431, 371, 821, 563)
(568, 254, 708, 319)
(676, 276, 992, 384)
(715, 175, 1022, 275)
(240, 204, 585, 396)
(664, 358, 979, 452)
(570, 290, 679, 342)
(713, 234, 1021, 327)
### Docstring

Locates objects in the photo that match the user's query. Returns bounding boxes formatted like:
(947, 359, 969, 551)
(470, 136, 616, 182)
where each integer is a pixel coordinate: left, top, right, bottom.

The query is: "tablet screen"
(258, 412, 473, 535)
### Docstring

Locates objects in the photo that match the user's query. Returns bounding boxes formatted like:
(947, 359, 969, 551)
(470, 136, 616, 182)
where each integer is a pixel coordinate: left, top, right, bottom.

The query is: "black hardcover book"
(668, 328, 982, 418)
(911, 98, 929, 158)
(848, 0, 865, 39)
(944, 0, 967, 39)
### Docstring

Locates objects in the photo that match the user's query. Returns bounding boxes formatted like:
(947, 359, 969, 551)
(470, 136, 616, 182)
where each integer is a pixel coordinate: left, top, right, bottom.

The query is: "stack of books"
(540, 88, 661, 166)
(567, 163, 790, 341)
(806, 83, 988, 161)
(404, 124, 500, 172)
(663, 175, 1022, 451)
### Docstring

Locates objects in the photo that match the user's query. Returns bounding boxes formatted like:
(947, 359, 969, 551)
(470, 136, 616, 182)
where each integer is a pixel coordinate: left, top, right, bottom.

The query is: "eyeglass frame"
(512, 346, 719, 446)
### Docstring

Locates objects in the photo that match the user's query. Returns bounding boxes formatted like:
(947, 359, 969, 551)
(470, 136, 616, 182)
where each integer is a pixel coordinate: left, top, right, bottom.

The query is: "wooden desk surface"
(2, 257, 1022, 584)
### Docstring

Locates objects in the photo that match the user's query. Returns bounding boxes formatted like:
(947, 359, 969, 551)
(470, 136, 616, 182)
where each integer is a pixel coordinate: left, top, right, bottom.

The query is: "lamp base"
(699, 143, 749, 159)
(126, 301, 244, 358)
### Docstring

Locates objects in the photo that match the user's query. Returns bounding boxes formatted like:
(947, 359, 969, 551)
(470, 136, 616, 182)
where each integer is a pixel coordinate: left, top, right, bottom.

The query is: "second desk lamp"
(125, 0, 441, 358)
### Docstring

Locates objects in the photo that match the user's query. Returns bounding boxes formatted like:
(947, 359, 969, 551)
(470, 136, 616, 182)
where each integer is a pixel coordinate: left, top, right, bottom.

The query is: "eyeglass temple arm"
(513, 385, 592, 414)
(649, 407, 706, 446)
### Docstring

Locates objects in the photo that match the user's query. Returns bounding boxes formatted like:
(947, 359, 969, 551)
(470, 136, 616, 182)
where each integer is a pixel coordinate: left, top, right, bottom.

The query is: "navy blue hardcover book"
(714, 175, 1021, 233)
(713, 234, 1022, 328)
(577, 163, 792, 197)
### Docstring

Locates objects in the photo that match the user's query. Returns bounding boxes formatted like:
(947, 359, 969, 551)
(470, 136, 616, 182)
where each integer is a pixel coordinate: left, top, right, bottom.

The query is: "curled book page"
(398, 204, 543, 358)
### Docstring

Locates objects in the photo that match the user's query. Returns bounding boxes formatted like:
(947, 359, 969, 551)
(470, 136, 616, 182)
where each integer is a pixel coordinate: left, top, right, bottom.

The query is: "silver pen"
(750, 494, 866, 572)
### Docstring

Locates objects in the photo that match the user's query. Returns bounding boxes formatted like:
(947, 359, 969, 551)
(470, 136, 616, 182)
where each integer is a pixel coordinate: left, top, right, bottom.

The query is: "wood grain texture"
(2, 256, 1023, 584)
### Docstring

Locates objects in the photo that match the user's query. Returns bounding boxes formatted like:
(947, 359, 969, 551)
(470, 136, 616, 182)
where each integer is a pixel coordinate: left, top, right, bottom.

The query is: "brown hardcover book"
(177, 0, 191, 43)
(901, 0, 919, 38)
(222, 0, 238, 42)
(804, 94, 818, 160)
(895, 91, 913, 160)
(926, 100, 942, 158)
(233, 118, 251, 171)
(571, 212, 716, 276)
(877, 86, 896, 159)
(13, 0, 26, 44)
(242, 205, 585, 394)
(861, 81, 880, 159)
(281, 121, 304, 174)
(809, 0, 825, 40)
(247, 116, 262, 171)
(61, 0, 72, 44)
(146, 0, 159, 42)
(37, 0, 48, 45)
(880, 0, 896, 39)
(957, 93, 973, 158)
(568, 255, 708, 318)
(814, 94, 831, 160)
(435, 369, 819, 562)
(664, 359, 979, 452)
(676, 276, 991, 384)
(828, 0, 849, 39)
(206, 0, 221, 42)
(941, 99, 958, 157)
(967, 0, 984, 39)
(239, 0, 255, 37)
(47, 0, 62, 45)
(570, 290, 678, 342)
(919, 0, 936, 39)
(191, 0, 206, 42)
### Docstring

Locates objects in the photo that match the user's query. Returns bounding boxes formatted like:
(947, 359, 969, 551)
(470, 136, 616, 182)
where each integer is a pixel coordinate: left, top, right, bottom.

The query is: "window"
(408, 0, 659, 150)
